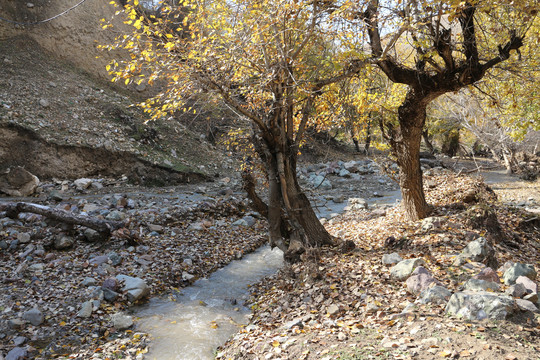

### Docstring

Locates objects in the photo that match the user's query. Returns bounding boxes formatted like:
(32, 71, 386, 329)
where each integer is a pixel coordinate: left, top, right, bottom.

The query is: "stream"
(133, 245, 284, 360)
(132, 188, 403, 359)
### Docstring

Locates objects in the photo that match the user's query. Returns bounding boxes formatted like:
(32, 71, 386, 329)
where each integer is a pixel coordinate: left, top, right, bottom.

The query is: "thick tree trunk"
(393, 98, 431, 221)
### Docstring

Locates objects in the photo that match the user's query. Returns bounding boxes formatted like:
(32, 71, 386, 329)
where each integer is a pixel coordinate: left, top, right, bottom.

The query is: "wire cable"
(0, 0, 89, 26)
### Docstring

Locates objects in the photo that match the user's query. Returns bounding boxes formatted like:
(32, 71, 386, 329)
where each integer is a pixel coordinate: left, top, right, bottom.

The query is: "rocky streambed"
(0, 156, 405, 359)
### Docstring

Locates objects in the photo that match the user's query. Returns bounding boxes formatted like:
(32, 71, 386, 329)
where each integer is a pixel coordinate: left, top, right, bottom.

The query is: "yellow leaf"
(272, 340, 280, 347)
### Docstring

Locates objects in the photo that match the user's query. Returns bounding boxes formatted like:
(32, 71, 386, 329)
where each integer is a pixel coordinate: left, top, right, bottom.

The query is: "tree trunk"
(393, 98, 431, 221)
(364, 119, 372, 155)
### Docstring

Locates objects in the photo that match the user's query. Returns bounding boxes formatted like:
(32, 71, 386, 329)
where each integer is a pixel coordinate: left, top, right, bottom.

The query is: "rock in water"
(111, 313, 133, 330)
(116, 275, 150, 302)
(0, 167, 40, 197)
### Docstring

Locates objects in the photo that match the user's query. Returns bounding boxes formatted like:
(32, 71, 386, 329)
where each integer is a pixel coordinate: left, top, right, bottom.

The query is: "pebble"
(22, 308, 44, 326)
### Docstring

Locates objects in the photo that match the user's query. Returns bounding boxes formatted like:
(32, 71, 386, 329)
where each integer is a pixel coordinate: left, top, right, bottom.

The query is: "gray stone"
(102, 277, 119, 291)
(347, 198, 368, 210)
(6, 346, 28, 360)
(83, 228, 106, 242)
(108, 252, 123, 266)
(463, 278, 500, 292)
(111, 313, 133, 330)
(506, 283, 528, 298)
(0, 240, 8, 250)
(48, 190, 63, 201)
(102, 288, 119, 302)
(16, 233, 31, 244)
(82, 277, 97, 287)
(516, 299, 538, 312)
(77, 301, 93, 318)
(147, 224, 163, 233)
(446, 291, 516, 320)
(418, 286, 452, 305)
(182, 271, 195, 282)
(116, 275, 150, 302)
(515, 276, 537, 294)
(390, 258, 426, 281)
(106, 210, 126, 221)
(242, 215, 256, 227)
(454, 237, 497, 268)
(188, 222, 204, 231)
(22, 308, 43, 326)
(89, 255, 109, 266)
(54, 235, 74, 250)
(309, 175, 332, 190)
(338, 169, 351, 177)
(503, 263, 537, 285)
(382, 252, 402, 266)
(332, 195, 345, 204)
(232, 219, 248, 226)
(73, 178, 93, 190)
(12, 336, 27, 346)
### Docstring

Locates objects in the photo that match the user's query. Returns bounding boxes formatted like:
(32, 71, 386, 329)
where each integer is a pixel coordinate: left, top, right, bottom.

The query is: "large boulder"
(446, 291, 516, 320)
(0, 167, 39, 197)
(503, 263, 537, 285)
(463, 278, 500, 292)
(390, 258, 426, 281)
(453, 237, 497, 269)
(116, 275, 150, 302)
(418, 286, 452, 305)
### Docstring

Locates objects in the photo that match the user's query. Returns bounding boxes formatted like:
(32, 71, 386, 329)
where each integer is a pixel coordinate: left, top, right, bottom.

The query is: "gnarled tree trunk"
(391, 97, 431, 220)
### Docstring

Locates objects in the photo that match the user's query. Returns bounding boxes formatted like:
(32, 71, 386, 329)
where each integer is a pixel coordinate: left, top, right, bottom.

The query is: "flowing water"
(133, 245, 284, 360)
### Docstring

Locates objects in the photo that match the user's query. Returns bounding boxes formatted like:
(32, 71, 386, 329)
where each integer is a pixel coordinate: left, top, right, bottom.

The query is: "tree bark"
(2, 202, 124, 236)
(422, 129, 435, 154)
(392, 98, 431, 221)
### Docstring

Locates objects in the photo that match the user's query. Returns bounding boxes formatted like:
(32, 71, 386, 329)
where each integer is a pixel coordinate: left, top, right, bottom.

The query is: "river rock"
(446, 291, 516, 320)
(6, 346, 28, 360)
(106, 210, 126, 221)
(16, 232, 31, 244)
(73, 178, 93, 190)
(13, 336, 27, 346)
(147, 224, 163, 233)
(516, 299, 538, 312)
(111, 313, 133, 330)
(473, 267, 500, 283)
(503, 263, 537, 285)
(0, 167, 40, 197)
(463, 278, 500, 292)
(90, 255, 109, 266)
(382, 252, 402, 266)
(77, 301, 93, 318)
(453, 237, 497, 268)
(390, 258, 426, 281)
(116, 275, 150, 302)
(406, 267, 438, 295)
(309, 175, 332, 190)
(506, 283, 528, 298)
(102, 288, 119, 302)
(83, 228, 106, 242)
(54, 235, 74, 250)
(347, 198, 368, 210)
(82, 277, 97, 287)
(516, 276, 538, 294)
(418, 285, 452, 305)
(22, 308, 43, 326)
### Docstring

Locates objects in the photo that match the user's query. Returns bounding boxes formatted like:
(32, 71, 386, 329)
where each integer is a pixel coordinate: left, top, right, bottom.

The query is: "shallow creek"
(132, 190, 403, 359)
(133, 245, 284, 360)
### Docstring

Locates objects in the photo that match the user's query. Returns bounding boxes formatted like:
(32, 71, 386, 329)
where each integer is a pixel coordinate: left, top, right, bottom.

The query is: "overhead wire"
(0, 0, 89, 26)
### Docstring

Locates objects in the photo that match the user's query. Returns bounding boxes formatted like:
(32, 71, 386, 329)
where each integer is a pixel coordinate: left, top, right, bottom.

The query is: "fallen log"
(1, 202, 124, 236)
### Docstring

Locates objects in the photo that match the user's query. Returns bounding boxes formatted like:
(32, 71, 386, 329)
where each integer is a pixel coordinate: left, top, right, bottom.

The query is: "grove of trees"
(103, 0, 539, 259)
